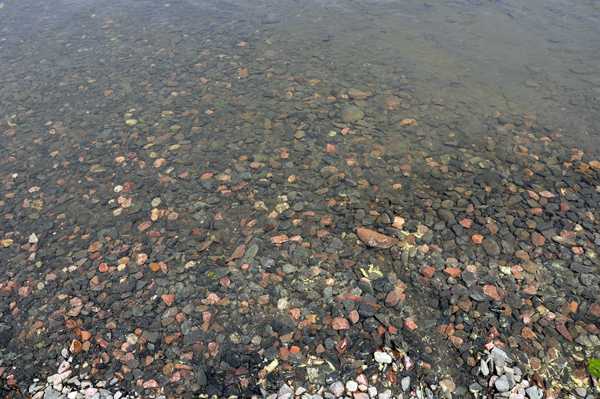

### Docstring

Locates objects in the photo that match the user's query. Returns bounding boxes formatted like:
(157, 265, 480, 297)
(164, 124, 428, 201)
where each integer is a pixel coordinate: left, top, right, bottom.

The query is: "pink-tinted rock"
(18, 286, 32, 297)
(332, 317, 350, 330)
(385, 290, 403, 307)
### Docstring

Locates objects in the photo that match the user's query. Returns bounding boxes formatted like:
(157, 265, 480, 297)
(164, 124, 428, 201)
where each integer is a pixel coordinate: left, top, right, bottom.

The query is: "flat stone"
(340, 105, 364, 123)
(373, 351, 392, 363)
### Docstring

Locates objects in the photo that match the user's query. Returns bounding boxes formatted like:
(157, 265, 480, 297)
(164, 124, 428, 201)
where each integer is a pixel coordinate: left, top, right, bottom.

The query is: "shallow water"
(1, 0, 600, 396)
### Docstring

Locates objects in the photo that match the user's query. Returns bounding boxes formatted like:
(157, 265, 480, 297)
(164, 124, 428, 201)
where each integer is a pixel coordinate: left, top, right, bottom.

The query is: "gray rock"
(340, 105, 364, 123)
(401, 377, 410, 391)
(525, 386, 542, 399)
(378, 389, 392, 399)
(278, 384, 293, 398)
(482, 238, 501, 256)
(494, 375, 510, 392)
(263, 13, 281, 24)
(43, 387, 64, 399)
(329, 381, 344, 397)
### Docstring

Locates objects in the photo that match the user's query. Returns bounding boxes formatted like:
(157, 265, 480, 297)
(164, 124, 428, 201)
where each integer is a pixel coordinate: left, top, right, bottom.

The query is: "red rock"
(270, 235, 289, 244)
(257, 295, 270, 305)
(356, 227, 399, 249)
(448, 336, 463, 349)
(332, 317, 350, 330)
(18, 286, 32, 297)
(336, 338, 348, 354)
(404, 317, 418, 330)
(162, 294, 175, 306)
(483, 285, 501, 300)
(486, 223, 499, 234)
(278, 347, 289, 361)
(421, 266, 435, 278)
(349, 309, 360, 323)
(385, 290, 403, 307)
(137, 221, 152, 231)
(589, 303, 600, 318)
(557, 324, 574, 342)
(459, 219, 472, 228)
(230, 244, 246, 259)
(238, 68, 249, 78)
(472, 234, 484, 244)
(353, 393, 369, 399)
(443, 267, 461, 278)
(531, 232, 546, 246)
(522, 285, 537, 295)
(143, 380, 158, 388)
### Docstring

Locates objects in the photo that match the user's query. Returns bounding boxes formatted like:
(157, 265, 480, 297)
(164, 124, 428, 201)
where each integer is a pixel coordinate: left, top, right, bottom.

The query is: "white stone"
(113, 185, 123, 193)
(346, 381, 358, 392)
(379, 389, 392, 399)
(29, 233, 38, 243)
(277, 298, 288, 310)
(373, 351, 393, 364)
(480, 359, 489, 376)
(401, 376, 411, 391)
(368, 386, 377, 398)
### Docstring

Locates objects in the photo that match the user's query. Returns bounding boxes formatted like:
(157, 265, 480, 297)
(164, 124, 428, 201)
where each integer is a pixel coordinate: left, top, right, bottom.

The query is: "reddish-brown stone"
(557, 324, 574, 343)
(589, 303, 600, 318)
(443, 267, 461, 278)
(531, 232, 546, 246)
(483, 285, 501, 300)
(448, 336, 463, 349)
(278, 347, 289, 361)
(421, 266, 436, 278)
(385, 290, 402, 307)
(356, 227, 399, 248)
(332, 317, 350, 330)
(230, 244, 246, 259)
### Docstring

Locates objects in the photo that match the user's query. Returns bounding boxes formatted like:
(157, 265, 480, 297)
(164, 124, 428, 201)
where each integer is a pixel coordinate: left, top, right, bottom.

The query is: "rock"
(356, 227, 399, 248)
(494, 375, 510, 392)
(482, 238, 501, 256)
(340, 105, 364, 123)
(329, 381, 344, 397)
(373, 351, 392, 363)
(346, 381, 358, 392)
(331, 317, 350, 330)
(348, 88, 371, 100)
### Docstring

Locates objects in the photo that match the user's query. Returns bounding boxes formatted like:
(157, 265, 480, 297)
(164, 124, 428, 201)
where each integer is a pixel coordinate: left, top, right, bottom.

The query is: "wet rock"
(340, 105, 364, 123)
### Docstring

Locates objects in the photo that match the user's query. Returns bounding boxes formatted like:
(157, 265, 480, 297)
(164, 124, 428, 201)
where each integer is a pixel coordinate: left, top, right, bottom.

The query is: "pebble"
(373, 351, 393, 364)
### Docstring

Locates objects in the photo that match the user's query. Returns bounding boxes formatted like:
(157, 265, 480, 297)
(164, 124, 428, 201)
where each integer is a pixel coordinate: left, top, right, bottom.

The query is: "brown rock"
(356, 227, 399, 249)
(531, 232, 546, 246)
(88, 241, 103, 253)
(230, 244, 246, 259)
(348, 88, 371, 100)
(589, 303, 600, 318)
(515, 250, 530, 261)
(522, 261, 538, 274)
